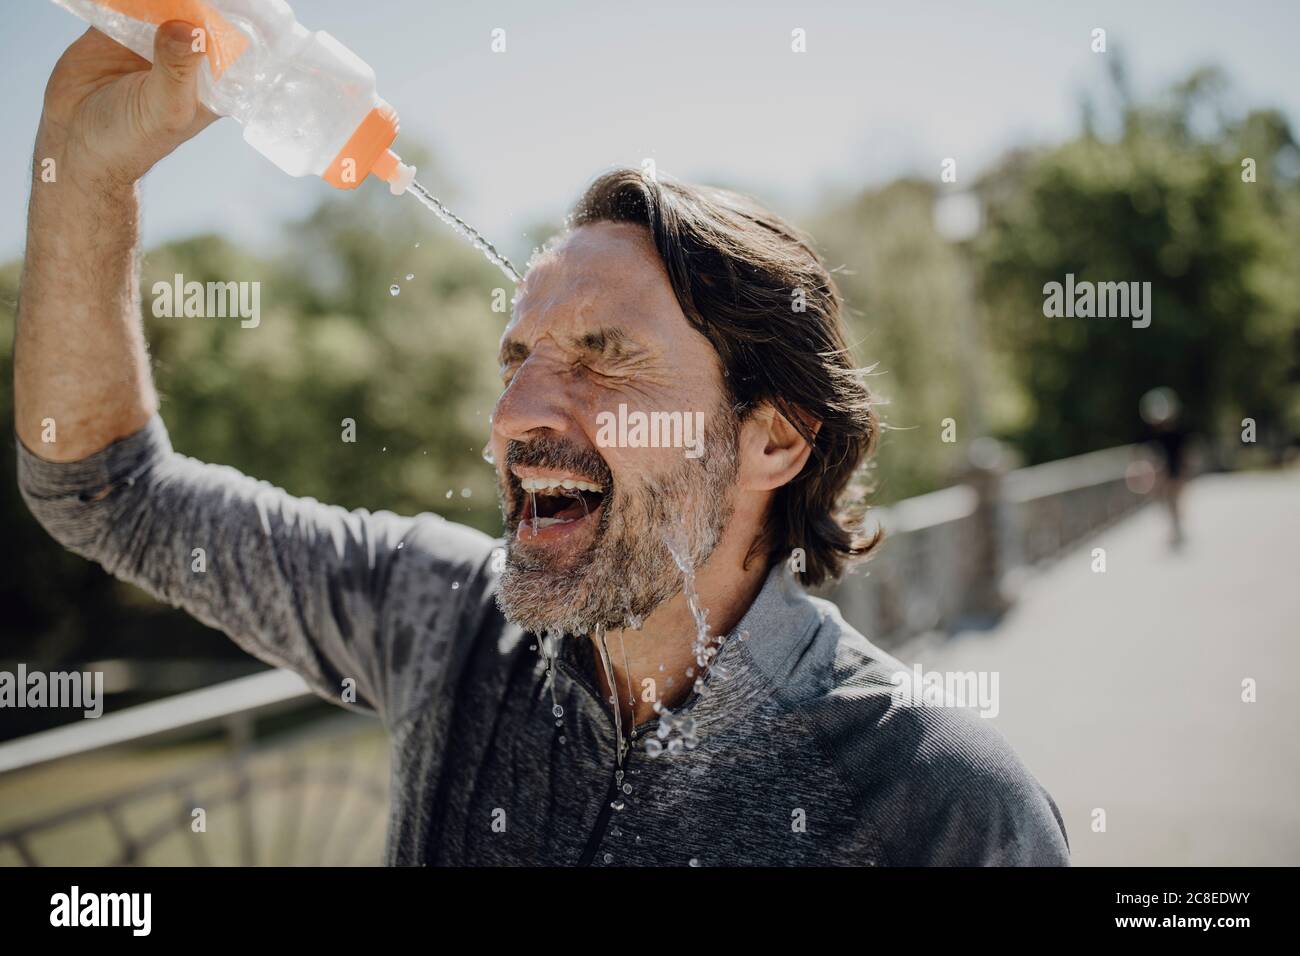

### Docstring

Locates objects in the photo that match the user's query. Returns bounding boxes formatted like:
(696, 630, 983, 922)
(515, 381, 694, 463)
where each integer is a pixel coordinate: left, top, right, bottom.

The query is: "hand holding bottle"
(39, 21, 217, 190)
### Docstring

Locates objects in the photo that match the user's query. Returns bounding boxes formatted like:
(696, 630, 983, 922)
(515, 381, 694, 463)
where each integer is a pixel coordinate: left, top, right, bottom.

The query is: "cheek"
(610, 445, 692, 474)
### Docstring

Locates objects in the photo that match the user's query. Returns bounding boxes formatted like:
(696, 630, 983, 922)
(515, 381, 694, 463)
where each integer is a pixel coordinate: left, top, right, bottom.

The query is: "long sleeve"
(16, 414, 498, 725)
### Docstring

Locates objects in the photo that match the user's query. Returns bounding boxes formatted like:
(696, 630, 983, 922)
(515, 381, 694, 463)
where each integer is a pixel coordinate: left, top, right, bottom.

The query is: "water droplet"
(688, 858, 700, 867)
(611, 799, 625, 811)
(644, 738, 664, 757)
(552, 704, 564, 718)
(622, 783, 632, 794)
(405, 273, 415, 281)
(389, 284, 400, 296)
(461, 487, 472, 498)
(603, 853, 613, 864)
(667, 738, 684, 754)
(396, 541, 404, 550)
(482, 444, 496, 465)
(445, 490, 454, 499)
(414, 242, 421, 248)
(451, 582, 460, 590)
(558, 735, 566, 744)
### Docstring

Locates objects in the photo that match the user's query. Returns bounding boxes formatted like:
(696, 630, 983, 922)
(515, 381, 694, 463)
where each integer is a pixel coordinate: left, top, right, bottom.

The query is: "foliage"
(2, 68, 1297, 679)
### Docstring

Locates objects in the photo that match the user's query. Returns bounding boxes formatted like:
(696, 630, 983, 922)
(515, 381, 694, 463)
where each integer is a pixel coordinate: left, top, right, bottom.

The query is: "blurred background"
(0, 0, 1297, 866)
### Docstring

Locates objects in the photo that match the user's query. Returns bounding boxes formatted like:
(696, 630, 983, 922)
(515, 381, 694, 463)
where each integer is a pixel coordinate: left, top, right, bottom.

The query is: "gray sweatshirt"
(18, 415, 1070, 866)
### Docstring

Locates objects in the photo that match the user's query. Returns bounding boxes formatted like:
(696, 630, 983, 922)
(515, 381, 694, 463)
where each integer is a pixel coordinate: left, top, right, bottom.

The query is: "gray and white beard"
(495, 415, 738, 636)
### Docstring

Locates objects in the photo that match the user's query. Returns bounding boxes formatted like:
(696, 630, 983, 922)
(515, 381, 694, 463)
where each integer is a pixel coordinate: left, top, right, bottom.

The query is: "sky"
(2, 0, 1298, 263)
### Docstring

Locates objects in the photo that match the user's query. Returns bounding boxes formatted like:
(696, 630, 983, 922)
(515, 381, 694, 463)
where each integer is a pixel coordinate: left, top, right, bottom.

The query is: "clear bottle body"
(50, 0, 384, 178)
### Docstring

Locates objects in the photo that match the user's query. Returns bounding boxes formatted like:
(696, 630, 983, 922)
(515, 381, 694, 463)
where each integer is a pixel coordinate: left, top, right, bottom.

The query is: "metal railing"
(0, 672, 389, 866)
(824, 443, 1152, 648)
(0, 442, 1157, 865)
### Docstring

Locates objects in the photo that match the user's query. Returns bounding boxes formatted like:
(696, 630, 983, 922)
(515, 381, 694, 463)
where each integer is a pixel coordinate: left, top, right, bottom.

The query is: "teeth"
(518, 477, 604, 494)
(532, 516, 574, 528)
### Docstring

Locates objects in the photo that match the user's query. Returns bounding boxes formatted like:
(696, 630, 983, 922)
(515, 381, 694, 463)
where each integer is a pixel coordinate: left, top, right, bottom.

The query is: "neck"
(588, 542, 769, 732)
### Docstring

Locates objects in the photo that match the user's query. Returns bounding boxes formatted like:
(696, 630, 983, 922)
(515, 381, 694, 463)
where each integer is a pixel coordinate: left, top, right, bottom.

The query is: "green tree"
(976, 69, 1300, 463)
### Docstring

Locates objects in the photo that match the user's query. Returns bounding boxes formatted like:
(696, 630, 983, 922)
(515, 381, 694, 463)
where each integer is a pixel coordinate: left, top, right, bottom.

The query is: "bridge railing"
(825, 443, 1152, 649)
(0, 442, 1156, 864)
(0, 671, 388, 866)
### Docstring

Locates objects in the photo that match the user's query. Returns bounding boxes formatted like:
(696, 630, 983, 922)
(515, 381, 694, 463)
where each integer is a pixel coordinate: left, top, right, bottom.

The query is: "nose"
(491, 355, 572, 446)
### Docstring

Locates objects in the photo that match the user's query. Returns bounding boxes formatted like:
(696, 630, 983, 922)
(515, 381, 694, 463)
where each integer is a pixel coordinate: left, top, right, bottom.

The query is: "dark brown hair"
(569, 168, 881, 587)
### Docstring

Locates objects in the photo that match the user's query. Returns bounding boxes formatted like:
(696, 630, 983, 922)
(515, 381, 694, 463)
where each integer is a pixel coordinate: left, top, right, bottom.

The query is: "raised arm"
(16, 22, 215, 459)
(14, 25, 499, 724)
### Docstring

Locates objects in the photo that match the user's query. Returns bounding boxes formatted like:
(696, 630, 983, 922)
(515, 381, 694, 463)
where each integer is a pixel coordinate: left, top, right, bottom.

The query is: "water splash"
(406, 180, 522, 284)
(592, 623, 627, 769)
(617, 630, 636, 709)
(663, 527, 721, 674)
(540, 628, 563, 724)
(645, 527, 724, 756)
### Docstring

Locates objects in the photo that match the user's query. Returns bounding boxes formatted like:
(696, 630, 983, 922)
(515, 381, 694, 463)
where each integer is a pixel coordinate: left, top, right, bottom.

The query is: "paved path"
(916, 469, 1300, 865)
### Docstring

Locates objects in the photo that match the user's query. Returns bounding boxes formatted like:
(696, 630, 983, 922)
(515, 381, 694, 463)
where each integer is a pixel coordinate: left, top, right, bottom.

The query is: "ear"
(737, 403, 820, 493)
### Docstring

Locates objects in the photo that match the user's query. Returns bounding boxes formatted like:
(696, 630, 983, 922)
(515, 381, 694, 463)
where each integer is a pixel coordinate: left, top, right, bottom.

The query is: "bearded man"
(16, 23, 1069, 866)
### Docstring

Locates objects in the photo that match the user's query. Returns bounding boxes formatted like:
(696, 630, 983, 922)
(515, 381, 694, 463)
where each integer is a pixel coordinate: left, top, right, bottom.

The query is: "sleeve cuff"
(16, 414, 174, 500)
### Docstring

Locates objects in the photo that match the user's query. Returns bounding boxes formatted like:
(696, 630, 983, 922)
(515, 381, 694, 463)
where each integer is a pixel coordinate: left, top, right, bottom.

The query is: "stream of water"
(406, 180, 522, 284)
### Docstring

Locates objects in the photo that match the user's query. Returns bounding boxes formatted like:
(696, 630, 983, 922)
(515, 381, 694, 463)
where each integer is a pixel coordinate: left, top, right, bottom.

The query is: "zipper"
(560, 627, 667, 866)
(578, 722, 657, 866)
(577, 774, 620, 865)
(578, 625, 624, 866)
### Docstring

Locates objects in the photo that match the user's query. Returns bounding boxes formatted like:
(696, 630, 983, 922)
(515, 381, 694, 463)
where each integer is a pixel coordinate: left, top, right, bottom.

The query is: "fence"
(824, 443, 1152, 649)
(0, 442, 1155, 865)
(0, 671, 388, 866)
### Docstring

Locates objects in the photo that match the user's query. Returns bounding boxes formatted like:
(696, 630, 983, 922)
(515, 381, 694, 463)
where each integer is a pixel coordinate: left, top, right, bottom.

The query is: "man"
(16, 24, 1069, 866)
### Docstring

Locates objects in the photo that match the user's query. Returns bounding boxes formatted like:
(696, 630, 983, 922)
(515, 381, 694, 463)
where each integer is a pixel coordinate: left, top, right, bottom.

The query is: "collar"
(557, 562, 825, 734)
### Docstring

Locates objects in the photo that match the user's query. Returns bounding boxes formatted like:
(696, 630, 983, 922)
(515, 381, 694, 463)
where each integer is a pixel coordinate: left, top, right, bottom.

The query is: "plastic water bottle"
(49, 0, 417, 194)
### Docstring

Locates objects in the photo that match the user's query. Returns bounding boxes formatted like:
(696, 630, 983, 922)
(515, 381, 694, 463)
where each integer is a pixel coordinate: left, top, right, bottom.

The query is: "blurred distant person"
(1140, 387, 1190, 548)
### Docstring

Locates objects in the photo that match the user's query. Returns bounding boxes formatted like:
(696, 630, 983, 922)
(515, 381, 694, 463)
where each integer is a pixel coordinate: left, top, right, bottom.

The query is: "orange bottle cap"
(322, 102, 400, 190)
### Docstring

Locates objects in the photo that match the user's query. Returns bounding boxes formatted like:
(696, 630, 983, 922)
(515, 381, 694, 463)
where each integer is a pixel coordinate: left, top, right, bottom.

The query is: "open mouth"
(514, 473, 608, 541)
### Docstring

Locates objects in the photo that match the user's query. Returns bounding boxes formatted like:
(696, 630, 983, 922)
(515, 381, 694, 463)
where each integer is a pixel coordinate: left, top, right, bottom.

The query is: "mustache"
(504, 435, 613, 487)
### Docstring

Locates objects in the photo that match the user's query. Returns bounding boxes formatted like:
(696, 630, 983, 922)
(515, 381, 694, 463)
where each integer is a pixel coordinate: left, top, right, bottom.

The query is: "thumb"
(143, 20, 204, 133)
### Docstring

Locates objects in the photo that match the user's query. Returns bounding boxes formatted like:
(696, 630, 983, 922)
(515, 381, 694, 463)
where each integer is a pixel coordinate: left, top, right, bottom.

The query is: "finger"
(143, 20, 204, 133)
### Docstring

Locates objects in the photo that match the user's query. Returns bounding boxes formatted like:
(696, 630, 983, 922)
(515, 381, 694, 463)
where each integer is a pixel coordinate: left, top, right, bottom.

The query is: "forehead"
(506, 221, 686, 348)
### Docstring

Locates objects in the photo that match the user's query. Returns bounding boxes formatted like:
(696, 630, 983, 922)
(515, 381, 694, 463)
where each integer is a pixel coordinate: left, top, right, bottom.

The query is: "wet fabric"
(18, 415, 1071, 866)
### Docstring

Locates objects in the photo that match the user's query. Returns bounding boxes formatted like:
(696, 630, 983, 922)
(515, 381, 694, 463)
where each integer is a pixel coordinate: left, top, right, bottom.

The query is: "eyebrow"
(498, 326, 642, 367)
